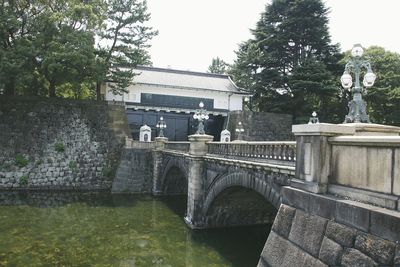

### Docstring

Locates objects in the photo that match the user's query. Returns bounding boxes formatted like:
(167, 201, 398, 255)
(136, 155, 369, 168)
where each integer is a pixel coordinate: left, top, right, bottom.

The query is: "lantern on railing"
(220, 129, 231, 142)
(139, 124, 151, 142)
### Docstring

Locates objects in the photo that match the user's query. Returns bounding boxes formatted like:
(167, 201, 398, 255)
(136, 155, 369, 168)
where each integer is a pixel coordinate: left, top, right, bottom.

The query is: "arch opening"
(162, 166, 187, 195)
(204, 186, 277, 228)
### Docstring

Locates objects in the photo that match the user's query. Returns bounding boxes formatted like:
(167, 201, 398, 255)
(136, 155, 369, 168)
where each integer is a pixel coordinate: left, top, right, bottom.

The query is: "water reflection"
(0, 191, 270, 266)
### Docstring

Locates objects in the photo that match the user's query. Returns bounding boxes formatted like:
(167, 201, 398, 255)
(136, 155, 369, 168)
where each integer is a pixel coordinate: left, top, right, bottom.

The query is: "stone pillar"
(152, 137, 168, 195)
(291, 124, 354, 193)
(184, 134, 214, 228)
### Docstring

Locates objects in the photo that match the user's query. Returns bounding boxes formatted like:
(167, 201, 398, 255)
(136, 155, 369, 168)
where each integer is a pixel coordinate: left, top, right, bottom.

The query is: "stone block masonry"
(0, 97, 128, 190)
(228, 111, 294, 141)
(112, 148, 153, 193)
(259, 186, 400, 267)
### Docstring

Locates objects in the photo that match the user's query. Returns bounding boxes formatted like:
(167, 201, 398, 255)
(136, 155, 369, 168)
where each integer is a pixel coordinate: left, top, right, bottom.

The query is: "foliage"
(54, 143, 65, 153)
(101, 166, 114, 179)
(68, 161, 78, 171)
(15, 155, 28, 167)
(230, 0, 343, 123)
(208, 57, 228, 74)
(362, 46, 400, 125)
(35, 159, 44, 166)
(94, 0, 158, 98)
(19, 175, 28, 186)
(0, 0, 157, 99)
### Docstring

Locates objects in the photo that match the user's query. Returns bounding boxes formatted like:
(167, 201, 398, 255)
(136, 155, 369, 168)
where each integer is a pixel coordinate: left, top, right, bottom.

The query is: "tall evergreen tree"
(231, 0, 342, 123)
(95, 0, 158, 99)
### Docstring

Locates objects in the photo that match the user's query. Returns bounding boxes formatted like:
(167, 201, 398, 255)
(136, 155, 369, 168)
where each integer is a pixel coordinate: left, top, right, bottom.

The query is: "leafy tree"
(95, 0, 158, 99)
(208, 57, 228, 74)
(361, 46, 400, 125)
(230, 0, 342, 123)
(0, 0, 157, 99)
(34, 0, 102, 97)
(0, 0, 38, 95)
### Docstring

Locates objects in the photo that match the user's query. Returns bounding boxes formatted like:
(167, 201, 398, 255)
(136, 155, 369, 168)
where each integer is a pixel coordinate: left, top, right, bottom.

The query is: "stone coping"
(282, 186, 400, 242)
(210, 141, 296, 145)
(292, 123, 355, 136)
(328, 184, 399, 210)
(188, 134, 214, 141)
(328, 135, 400, 146)
(204, 155, 295, 175)
(339, 123, 400, 136)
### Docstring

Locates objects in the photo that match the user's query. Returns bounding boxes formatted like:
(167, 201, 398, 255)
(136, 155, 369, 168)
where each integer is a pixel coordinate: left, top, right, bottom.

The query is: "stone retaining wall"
(228, 111, 294, 141)
(258, 187, 400, 266)
(0, 97, 128, 190)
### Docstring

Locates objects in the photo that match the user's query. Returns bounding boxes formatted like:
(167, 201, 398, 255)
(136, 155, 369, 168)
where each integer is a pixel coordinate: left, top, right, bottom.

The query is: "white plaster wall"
(105, 83, 243, 111)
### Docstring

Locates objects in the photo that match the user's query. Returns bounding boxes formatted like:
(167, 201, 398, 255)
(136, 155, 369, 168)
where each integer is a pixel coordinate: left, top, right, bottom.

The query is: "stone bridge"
(152, 138, 296, 228)
(113, 123, 400, 266)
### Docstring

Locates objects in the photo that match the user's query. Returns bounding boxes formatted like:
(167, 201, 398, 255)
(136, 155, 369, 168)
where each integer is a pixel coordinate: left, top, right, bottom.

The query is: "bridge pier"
(291, 124, 354, 193)
(184, 134, 213, 229)
(152, 137, 168, 195)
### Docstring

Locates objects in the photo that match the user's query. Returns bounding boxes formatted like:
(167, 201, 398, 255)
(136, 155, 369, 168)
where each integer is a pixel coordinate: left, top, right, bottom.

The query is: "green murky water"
(0, 192, 270, 267)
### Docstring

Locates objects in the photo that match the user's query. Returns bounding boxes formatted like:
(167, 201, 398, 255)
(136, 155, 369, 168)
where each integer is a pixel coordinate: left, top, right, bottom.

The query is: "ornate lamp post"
(244, 96, 253, 111)
(236, 121, 245, 140)
(193, 101, 209, 134)
(341, 44, 376, 123)
(156, 116, 167, 137)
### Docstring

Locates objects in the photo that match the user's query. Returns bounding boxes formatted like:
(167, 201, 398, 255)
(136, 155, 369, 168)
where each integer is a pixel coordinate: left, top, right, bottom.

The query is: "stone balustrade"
(164, 141, 190, 152)
(327, 135, 400, 210)
(208, 141, 296, 162)
(292, 123, 400, 210)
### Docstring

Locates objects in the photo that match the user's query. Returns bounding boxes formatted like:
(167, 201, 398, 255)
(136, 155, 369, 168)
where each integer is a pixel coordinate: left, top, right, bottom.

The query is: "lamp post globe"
(341, 72, 353, 89)
(351, 44, 364, 57)
(363, 71, 376, 87)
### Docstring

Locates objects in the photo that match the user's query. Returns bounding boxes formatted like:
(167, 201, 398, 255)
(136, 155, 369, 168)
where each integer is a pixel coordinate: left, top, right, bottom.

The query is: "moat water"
(0, 192, 270, 266)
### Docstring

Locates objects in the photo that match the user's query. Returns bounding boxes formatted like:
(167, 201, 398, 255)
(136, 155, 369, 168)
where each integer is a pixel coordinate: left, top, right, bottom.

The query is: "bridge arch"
(202, 172, 281, 227)
(160, 157, 188, 195)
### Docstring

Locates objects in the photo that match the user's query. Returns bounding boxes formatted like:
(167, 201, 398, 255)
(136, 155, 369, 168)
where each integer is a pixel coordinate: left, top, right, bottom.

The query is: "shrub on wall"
(54, 143, 65, 152)
(15, 155, 28, 167)
(69, 161, 78, 171)
(19, 176, 28, 186)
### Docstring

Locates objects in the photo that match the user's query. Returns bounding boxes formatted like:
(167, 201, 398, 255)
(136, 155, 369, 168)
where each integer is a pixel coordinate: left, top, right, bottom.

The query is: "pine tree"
(208, 57, 228, 74)
(95, 0, 158, 99)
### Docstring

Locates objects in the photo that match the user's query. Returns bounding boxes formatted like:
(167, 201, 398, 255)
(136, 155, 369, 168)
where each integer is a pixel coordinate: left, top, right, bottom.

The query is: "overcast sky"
(146, 0, 400, 72)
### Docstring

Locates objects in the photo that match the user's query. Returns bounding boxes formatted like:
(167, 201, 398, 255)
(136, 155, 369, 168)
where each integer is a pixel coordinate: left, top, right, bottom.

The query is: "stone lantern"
(220, 129, 231, 142)
(139, 124, 151, 142)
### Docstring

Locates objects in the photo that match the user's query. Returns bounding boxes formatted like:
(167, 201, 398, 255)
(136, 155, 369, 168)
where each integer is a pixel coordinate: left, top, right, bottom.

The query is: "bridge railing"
(125, 138, 156, 149)
(208, 141, 296, 162)
(164, 141, 190, 152)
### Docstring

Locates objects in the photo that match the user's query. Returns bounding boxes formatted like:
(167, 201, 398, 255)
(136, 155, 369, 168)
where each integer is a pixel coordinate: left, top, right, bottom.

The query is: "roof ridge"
(136, 65, 230, 79)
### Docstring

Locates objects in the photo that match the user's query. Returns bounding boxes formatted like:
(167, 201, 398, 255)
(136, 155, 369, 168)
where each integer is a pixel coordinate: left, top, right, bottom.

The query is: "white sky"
(146, 0, 400, 72)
